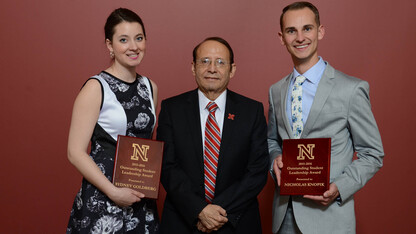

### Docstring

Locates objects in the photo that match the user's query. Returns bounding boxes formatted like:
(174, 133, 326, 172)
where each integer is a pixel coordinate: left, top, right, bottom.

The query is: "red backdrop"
(1, 0, 414, 233)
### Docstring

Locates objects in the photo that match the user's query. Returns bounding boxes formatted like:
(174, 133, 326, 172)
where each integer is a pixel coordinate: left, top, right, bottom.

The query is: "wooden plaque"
(112, 135, 164, 199)
(280, 138, 331, 195)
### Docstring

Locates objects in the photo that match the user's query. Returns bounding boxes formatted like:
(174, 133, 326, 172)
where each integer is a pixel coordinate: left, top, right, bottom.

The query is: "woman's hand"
(108, 186, 145, 207)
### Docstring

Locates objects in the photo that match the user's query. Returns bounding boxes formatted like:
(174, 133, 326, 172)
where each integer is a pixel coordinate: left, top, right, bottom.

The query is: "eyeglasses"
(195, 57, 230, 68)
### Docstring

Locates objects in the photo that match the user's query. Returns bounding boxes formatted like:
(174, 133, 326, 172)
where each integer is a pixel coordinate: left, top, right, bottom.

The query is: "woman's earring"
(110, 51, 114, 59)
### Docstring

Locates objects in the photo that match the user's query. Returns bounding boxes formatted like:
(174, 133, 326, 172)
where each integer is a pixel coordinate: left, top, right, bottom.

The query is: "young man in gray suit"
(267, 2, 384, 234)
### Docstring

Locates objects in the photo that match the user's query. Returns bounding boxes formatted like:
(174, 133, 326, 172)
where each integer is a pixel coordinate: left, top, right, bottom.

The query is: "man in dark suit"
(157, 37, 269, 233)
(268, 2, 384, 233)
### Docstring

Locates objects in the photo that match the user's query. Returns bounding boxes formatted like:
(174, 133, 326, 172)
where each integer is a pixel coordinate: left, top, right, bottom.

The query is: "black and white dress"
(67, 71, 159, 234)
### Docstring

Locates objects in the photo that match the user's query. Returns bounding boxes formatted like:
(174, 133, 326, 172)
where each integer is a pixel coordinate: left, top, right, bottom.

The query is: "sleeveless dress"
(67, 71, 159, 234)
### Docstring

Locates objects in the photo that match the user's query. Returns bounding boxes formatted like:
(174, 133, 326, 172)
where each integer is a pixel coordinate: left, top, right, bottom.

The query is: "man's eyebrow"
(284, 26, 296, 31)
(303, 24, 315, 28)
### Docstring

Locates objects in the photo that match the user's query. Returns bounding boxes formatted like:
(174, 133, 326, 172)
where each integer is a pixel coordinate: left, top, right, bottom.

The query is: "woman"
(67, 8, 159, 233)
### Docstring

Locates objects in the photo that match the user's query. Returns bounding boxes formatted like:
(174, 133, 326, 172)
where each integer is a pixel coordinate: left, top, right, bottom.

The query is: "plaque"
(280, 138, 331, 195)
(112, 135, 164, 199)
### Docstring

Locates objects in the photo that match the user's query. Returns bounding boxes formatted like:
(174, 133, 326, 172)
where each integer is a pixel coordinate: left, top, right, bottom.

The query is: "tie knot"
(294, 75, 306, 86)
(207, 102, 218, 113)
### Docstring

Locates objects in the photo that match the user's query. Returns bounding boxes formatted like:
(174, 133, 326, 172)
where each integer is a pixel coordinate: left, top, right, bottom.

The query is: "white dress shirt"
(198, 89, 226, 147)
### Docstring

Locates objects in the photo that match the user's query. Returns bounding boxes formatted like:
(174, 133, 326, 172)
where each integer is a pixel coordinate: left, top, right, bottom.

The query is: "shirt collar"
(292, 57, 326, 84)
(198, 89, 227, 112)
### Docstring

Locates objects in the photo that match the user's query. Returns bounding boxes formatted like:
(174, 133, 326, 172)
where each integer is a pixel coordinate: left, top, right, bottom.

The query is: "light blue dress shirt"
(286, 57, 327, 128)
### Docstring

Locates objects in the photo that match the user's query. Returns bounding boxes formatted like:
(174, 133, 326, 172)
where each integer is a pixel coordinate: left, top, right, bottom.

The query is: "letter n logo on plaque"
(131, 144, 150, 162)
(297, 144, 315, 160)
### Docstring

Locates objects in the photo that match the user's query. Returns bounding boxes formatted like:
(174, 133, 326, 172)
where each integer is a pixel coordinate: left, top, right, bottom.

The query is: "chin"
(129, 61, 142, 67)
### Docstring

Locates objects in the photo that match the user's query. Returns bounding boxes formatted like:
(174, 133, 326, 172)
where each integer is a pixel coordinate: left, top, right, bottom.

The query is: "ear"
(278, 31, 285, 46)
(106, 39, 113, 52)
(318, 25, 325, 40)
(229, 64, 237, 79)
(191, 62, 196, 76)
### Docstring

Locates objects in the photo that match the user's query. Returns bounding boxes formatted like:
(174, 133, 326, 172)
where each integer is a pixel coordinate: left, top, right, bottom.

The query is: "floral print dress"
(67, 71, 159, 234)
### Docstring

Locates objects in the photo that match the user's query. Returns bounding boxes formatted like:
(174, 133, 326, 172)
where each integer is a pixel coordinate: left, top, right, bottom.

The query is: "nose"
(129, 41, 138, 50)
(296, 32, 305, 42)
(207, 61, 217, 73)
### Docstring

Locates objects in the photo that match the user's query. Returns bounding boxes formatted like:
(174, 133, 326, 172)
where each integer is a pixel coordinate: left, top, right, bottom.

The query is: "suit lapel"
(302, 64, 336, 137)
(185, 90, 204, 171)
(280, 74, 295, 138)
(217, 90, 238, 174)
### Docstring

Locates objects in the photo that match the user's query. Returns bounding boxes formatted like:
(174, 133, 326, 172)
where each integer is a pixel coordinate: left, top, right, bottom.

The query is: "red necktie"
(204, 102, 221, 203)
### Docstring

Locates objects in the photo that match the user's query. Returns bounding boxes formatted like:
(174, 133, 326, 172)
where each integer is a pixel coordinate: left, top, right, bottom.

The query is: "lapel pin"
(228, 113, 235, 120)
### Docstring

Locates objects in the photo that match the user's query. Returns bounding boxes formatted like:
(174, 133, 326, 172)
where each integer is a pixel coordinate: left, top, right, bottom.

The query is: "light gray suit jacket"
(267, 63, 384, 234)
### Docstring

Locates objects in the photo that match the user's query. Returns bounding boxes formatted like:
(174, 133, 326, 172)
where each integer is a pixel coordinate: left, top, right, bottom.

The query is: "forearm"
(334, 151, 383, 201)
(214, 105, 269, 225)
(68, 149, 116, 197)
(213, 142, 268, 213)
(67, 79, 116, 196)
(267, 90, 282, 176)
(158, 102, 207, 226)
(214, 165, 268, 212)
(161, 159, 207, 223)
(334, 81, 384, 201)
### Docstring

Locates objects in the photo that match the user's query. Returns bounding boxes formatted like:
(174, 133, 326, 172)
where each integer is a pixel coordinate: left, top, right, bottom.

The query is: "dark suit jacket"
(157, 89, 269, 234)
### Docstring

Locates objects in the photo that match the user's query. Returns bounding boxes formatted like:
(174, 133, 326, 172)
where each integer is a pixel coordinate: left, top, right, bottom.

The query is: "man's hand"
(303, 183, 340, 206)
(197, 204, 228, 232)
(273, 155, 283, 186)
(197, 220, 211, 233)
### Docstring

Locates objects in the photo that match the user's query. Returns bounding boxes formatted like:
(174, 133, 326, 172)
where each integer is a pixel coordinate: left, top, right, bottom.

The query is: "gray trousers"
(277, 198, 302, 234)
